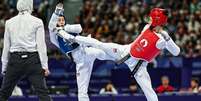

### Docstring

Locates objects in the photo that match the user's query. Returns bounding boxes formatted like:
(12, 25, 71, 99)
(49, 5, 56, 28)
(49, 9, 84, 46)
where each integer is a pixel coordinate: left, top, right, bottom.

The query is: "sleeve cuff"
(1, 62, 7, 72)
(64, 24, 82, 33)
(41, 63, 48, 70)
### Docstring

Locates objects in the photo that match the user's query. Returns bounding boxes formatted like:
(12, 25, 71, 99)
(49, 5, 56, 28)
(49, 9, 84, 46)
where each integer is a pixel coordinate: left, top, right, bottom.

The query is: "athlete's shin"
(134, 67, 158, 101)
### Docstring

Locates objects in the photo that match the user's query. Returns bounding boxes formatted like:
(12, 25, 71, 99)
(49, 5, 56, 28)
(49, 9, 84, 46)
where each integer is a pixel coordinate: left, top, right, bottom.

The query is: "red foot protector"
(130, 29, 161, 62)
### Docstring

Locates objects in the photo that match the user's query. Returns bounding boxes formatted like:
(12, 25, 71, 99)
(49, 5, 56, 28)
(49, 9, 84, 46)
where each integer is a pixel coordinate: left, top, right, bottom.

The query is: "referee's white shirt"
(1, 11, 48, 71)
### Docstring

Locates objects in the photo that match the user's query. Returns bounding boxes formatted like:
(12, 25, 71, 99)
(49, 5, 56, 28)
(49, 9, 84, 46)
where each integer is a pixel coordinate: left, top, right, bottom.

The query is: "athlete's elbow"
(49, 38, 54, 44)
(50, 39, 57, 47)
(48, 24, 53, 31)
(48, 22, 55, 31)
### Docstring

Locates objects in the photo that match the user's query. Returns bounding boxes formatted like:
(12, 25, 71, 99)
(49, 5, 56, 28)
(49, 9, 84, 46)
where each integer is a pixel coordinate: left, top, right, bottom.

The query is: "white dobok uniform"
(57, 24, 180, 101)
(48, 13, 114, 101)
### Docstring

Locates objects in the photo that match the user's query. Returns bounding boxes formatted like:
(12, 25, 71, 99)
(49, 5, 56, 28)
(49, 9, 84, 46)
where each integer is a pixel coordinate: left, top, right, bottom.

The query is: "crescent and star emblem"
(140, 39, 148, 47)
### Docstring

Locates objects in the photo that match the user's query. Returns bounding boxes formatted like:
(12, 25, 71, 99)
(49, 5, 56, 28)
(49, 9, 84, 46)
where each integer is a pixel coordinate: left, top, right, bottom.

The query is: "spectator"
(188, 78, 201, 93)
(156, 76, 174, 93)
(11, 86, 23, 96)
(128, 80, 139, 95)
(190, 0, 201, 14)
(99, 81, 118, 95)
(77, 0, 201, 58)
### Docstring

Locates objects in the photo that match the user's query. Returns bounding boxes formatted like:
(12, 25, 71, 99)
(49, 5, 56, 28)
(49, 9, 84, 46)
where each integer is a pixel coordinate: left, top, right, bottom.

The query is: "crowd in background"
(0, 0, 201, 96)
(77, 0, 201, 57)
(98, 76, 201, 95)
(0, 0, 52, 54)
(0, 0, 201, 57)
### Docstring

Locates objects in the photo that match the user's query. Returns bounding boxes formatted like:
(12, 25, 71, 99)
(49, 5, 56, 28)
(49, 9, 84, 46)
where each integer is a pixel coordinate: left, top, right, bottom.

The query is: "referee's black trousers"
(0, 52, 52, 101)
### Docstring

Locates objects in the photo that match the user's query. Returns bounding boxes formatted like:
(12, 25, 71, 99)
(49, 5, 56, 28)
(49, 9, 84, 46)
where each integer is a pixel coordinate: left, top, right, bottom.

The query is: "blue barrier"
(8, 94, 201, 101)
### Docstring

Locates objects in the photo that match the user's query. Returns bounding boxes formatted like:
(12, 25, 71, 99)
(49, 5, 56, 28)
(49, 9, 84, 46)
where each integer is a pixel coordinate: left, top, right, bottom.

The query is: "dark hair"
(59, 15, 65, 19)
(191, 78, 199, 84)
(130, 80, 137, 85)
(57, 0, 64, 4)
(138, 22, 148, 34)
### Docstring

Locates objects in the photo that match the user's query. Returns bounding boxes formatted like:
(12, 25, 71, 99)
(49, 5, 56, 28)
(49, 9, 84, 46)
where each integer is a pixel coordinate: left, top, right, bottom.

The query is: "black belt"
(131, 60, 144, 77)
(11, 51, 38, 54)
(10, 52, 38, 55)
(116, 54, 144, 77)
(116, 54, 131, 65)
(10, 52, 38, 59)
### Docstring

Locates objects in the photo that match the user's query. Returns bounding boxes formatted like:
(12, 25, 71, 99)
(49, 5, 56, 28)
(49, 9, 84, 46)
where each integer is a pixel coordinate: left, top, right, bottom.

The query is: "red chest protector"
(130, 28, 161, 62)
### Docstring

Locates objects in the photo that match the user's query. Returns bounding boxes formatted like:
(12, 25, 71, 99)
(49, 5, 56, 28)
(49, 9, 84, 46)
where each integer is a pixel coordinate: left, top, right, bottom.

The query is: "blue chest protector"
(57, 32, 79, 54)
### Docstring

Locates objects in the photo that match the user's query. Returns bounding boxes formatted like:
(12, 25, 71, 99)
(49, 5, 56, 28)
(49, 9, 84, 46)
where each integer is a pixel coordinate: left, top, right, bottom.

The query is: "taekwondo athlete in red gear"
(57, 8, 180, 101)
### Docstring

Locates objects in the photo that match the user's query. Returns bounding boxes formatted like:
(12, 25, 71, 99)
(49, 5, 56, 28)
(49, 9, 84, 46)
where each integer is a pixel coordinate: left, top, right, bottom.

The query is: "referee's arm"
(36, 20, 48, 70)
(1, 21, 10, 74)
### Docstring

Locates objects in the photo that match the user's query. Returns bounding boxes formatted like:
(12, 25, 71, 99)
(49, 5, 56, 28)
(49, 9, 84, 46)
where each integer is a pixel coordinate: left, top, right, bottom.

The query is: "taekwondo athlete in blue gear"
(56, 7, 181, 101)
(57, 24, 181, 101)
(48, 3, 115, 101)
(57, 32, 79, 55)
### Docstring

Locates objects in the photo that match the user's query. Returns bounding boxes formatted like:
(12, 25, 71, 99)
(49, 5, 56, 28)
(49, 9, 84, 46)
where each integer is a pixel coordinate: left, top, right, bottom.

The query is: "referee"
(0, 0, 52, 101)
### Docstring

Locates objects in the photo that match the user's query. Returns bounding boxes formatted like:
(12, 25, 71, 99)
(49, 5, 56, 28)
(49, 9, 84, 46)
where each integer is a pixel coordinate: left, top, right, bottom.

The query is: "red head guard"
(149, 8, 168, 27)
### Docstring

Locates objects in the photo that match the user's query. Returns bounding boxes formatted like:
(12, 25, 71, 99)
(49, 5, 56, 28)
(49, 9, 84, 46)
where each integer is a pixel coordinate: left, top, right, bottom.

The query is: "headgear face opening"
(57, 15, 66, 27)
(149, 8, 168, 27)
